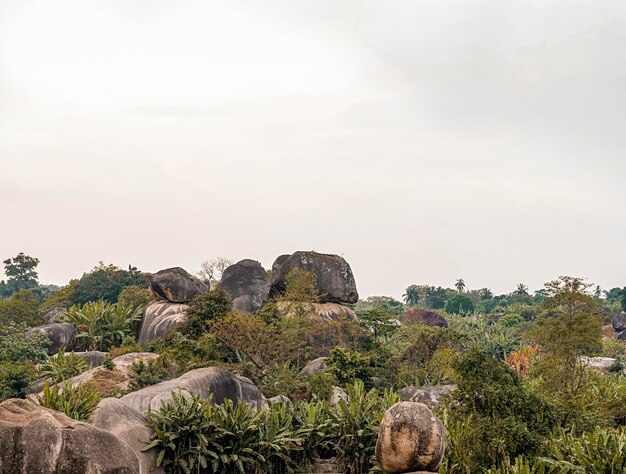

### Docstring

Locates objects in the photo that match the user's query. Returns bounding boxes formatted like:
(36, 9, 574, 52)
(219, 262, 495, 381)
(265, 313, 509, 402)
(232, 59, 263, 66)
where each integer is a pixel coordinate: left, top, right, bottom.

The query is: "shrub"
(38, 350, 88, 382)
(130, 356, 175, 390)
(327, 347, 370, 385)
(0, 322, 49, 363)
(0, 362, 36, 400)
(445, 294, 475, 315)
(0, 289, 41, 326)
(182, 289, 232, 338)
(280, 268, 319, 303)
(36, 380, 100, 422)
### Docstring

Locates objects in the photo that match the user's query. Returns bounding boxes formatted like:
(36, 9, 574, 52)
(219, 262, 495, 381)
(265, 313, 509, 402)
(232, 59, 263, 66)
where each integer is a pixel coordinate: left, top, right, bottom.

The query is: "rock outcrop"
(276, 301, 357, 321)
(398, 385, 456, 408)
(42, 307, 66, 324)
(270, 251, 359, 304)
(299, 357, 328, 376)
(612, 312, 626, 332)
(138, 301, 189, 345)
(54, 351, 107, 368)
(375, 402, 446, 474)
(219, 259, 270, 313)
(148, 267, 208, 303)
(120, 367, 266, 415)
(92, 398, 164, 474)
(26, 322, 74, 354)
(0, 398, 140, 474)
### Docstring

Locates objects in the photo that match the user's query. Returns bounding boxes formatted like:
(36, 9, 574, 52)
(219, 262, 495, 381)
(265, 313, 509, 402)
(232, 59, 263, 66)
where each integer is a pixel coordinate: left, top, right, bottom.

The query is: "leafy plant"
(130, 356, 175, 390)
(38, 349, 88, 382)
(36, 380, 100, 422)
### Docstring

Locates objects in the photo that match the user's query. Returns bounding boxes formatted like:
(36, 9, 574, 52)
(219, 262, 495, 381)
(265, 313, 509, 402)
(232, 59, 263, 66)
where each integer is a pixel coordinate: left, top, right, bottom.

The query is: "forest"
(1, 251, 626, 474)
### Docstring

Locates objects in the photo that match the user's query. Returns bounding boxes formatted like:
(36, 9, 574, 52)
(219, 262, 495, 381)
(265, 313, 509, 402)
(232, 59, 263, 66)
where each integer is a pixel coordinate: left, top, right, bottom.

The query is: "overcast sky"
(0, 0, 624, 298)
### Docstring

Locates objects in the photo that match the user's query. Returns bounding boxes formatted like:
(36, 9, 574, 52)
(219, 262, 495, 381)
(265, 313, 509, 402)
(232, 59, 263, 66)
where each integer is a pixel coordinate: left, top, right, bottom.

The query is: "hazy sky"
(1, 0, 625, 299)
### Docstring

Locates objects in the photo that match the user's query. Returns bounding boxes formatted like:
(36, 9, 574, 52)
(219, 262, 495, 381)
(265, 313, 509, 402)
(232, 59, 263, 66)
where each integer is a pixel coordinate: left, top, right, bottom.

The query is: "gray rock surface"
(219, 259, 270, 313)
(612, 312, 626, 332)
(330, 386, 348, 406)
(139, 301, 189, 345)
(148, 267, 208, 303)
(580, 356, 619, 371)
(26, 322, 75, 354)
(270, 251, 359, 304)
(42, 307, 66, 324)
(92, 398, 164, 474)
(120, 367, 266, 414)
(276, 301, 357, 321)
(268, 395, 292, 405)
(0, 398, 140, 474)
(54, 351, 107, 367)
(300, 357, 329, 376)
(375, 402, 446, 474)
(398, 385, 456, 408)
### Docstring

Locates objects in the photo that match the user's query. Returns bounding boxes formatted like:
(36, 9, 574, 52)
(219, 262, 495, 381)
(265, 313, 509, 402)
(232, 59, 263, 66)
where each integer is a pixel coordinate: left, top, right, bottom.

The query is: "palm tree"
(514, 283, 528, 295)
(403, 285, 420, 306)
(455, 279, 466, 293)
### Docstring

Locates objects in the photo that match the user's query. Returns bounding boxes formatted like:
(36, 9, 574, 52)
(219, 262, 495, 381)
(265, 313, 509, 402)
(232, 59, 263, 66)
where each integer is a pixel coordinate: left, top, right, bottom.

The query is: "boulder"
(139, 301, 189, 345)
(270, 251, 359, 304)
(398, 385, 456, 408)
(300, 357, 328, 376)
(219, 259, 270, 313)
(53, 351, 107, 368)
(120, 367, 266, 415)
(612, 312, 626, 332)
(618, 330, 626, 342)
(268, 395, 292, 405)
(26, 323, 74, 354)
(276, 301, 357, 321)
(92, 398, 164, 474)
(148, 267, 208, 303)
(42, 307, 66, 324)
(580, 356, 619, 371)
(402, 309, 448, 328)
(330, 386, 348, 406)
(375, 402, 446, 474)
(0, 398, 140, 474)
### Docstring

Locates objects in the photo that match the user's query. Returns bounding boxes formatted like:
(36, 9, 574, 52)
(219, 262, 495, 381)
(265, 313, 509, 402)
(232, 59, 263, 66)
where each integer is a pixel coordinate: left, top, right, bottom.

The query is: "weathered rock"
(276, 301, 357, 321)
(300, 357, 329, 376)
(0, 398, 140, 474)
(148, 267, 208, 303)
(120, 367, 266, 415)
(375, 402, 446, 474)
(53, 351, 107, 368)
(270, 251, 359, 304)
(612, 312, 626, 332)
(139, 301, 189, 345)
(268, 395, 292, 405)
(45, 353, 160, 396)
(219, 259, 270, 313)
(42, 307, 66, 324)
(26, 323, 75, 354)
(92, 398, 164, 474)
(402, 309, 448, 328)
(398, 385, 456, 408)
(330, 386, 348, 406)
(580, 356, 620, 371)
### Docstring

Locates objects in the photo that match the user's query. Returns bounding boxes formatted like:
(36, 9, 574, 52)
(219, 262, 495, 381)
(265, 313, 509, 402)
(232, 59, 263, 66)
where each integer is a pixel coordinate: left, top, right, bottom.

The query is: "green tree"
(0, 289, 41, 326)
(182, 288, 233, 338)
(327, 347, 370, 385)
(0, 252, 40, 297)
(402, 285, 421, 306)
(70, 263, 147, 306)
(282, 268, 319, 303)
(455, 278, 466, 292)
(445, 294, 475, 315)
(514, 283, 529, 295)
(356, 307, 397, 339)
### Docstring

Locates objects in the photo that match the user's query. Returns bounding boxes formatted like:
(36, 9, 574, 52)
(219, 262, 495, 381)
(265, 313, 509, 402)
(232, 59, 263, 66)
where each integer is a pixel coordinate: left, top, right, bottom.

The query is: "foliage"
(445, 294, 475, 315)
(36, 380, 100, 422)
(0, 362, 36, 400)
(356, 307, 398, 339)
(60, 301, 142, 351)
(327, 347, 370, 385)
(117, 284, 151, 310)
(183, 289, 233, 338)
(0, 322, 49, 363)
(403, 284, 421, 306)
(102, 355, 115, 370)
(0, 289, 41, 326)
(305, 319, 373, 358)
(277, 268, 319, 303)
(505, 345, 540, 377)
(40, 280, 78, 312)
(0, 252, 39, 297)
(197, 257, 233, 286)
(39, 349, 88, 382)
(69, 262, 147, 306)
(130, 356, 176, 390)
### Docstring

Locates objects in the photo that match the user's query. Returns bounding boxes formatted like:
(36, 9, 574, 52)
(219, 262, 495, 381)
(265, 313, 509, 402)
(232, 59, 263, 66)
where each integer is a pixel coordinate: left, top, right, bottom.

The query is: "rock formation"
(42, 307, 66, 324)
(138, 301, 189, 345)
(270, 251, 359, 304)
(398, 385, 456, 408)
(119, 367, 266, 414)
(276, 301, 357, 321)
(299, 357, 328, 376)
(219, 259, 270, 313)
(148, 267, 208, 303)
(375, 401, 446, 474)
(92, 398, 164, 474)
(26, 322, 74, 355)
(0, 398, 140, 474)
(612, 312, 626, 332)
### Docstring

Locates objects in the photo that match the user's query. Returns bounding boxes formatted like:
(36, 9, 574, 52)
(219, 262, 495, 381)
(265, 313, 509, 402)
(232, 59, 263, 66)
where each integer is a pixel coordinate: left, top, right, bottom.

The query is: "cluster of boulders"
(611, 312, 626, 340)
(25, 308, 74, 354)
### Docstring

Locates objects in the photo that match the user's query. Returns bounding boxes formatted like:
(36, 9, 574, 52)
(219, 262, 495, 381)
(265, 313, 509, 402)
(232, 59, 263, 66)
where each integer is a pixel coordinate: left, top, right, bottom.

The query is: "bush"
(280, 268, 319, 303)
(0, 362, 36, 400)
(36, 380, 100, 422)
(130, 356, 176, 390)
(0, 289, 41, 326)
(0, 322, 49, 363)
(327, 347, 370, 385)
(182, 289, 232, 338)
(38, 350, 88, 382)
(70, 263, 147, 306)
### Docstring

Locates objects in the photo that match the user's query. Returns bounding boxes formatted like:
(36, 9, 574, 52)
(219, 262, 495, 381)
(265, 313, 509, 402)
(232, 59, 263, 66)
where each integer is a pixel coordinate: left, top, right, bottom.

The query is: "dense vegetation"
(2, 252, 626, 472)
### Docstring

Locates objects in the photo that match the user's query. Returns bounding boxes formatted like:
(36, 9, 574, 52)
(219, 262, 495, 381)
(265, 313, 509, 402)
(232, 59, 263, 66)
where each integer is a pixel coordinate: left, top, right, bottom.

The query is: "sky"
(0, 0, 625, 299)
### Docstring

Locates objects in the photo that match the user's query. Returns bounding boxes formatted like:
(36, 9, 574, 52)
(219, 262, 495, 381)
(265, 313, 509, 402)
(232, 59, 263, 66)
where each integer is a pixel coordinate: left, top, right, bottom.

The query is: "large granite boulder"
(375, 402, 446, 474)
(26, 322, 75, 354)
(139, 301, 189, 345)
(92, 398, 164, 474)
(276, 301, 357, 321)
(270, 251, 358, 304)
(42, 307, 66, 324)
(148, 267, 208, 303)
(219, 259, 270, 313)
(299, 357, 328, 376)
(398, 385, 456, 408)
(402, 309, 448, 328)
(120, 367, 266, 415)
(612, 312, 626, 332)
(0, 398, 140, 474)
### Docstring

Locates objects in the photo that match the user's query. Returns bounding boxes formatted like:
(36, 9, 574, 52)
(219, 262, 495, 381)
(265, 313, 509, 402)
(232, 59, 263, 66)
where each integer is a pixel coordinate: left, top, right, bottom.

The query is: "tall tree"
(514, 283, 529, 295)
(1, 253, 40, 296)
(455, 279, 466, 293)
(402, 285, 421, 307)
